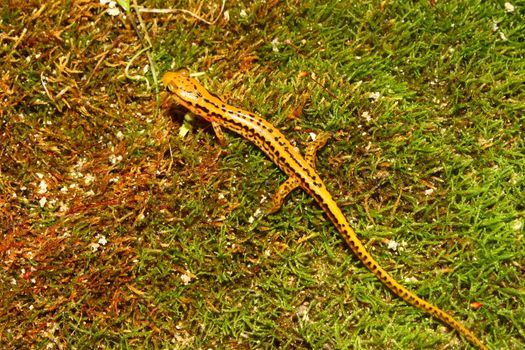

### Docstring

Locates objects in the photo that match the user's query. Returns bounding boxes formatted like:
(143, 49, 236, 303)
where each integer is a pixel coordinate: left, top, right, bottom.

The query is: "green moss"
(1, 1, 523, 349)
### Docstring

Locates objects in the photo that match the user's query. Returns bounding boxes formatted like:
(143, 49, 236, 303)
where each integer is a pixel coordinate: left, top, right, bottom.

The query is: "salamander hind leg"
(267, 177, 300, 214)
(267, 133, 331, 214)
(211, 122, 228, 146)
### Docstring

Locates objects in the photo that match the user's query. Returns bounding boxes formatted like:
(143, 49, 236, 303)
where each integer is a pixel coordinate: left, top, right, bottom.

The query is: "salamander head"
(162, 70, 225, 113)
(161, 70, 202, 104)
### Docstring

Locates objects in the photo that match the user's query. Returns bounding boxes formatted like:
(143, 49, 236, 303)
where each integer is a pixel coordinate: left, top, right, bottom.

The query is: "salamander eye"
(165, 83, 178, 94)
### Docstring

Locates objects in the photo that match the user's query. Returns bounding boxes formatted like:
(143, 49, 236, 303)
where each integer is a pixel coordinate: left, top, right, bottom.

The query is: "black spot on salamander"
(301, 168, 313, 178)
(203, 98, 212, 105)
(209, 111, 222, 119)
(208, 90, 224, 102)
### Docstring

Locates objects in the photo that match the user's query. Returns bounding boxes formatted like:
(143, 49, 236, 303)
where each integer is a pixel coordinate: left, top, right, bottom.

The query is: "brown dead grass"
(0, 1, 178, 347)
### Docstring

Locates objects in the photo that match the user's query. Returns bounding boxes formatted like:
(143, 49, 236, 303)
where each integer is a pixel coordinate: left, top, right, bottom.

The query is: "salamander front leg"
(267, 133, 331, 214)
(211, 122, 228, 146)
(304, 132, 330, 168)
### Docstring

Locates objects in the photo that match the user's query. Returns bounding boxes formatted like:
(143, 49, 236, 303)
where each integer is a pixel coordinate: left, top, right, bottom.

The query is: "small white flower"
(97, 234, 108, 246)
(180, 273, 192, 285)
(39, 197, 47, 208)
(109, 154, 123, 165)
(387, 240, 398, 251)
(59, 202, 69, 212)
(504, 2, 515, 13)
(84, 173, 95, 185)
(369, 91, 381, 101)
(361, 111, 372, 122)
(106, 1, 120, 16)
(424, 188, 434, 196)
(75, 158, 86, 168)
(271, 38, 280, 52)
(499, 31, 508, 41)
(37, 180, 48, 194)
(240, 9, 248, 18)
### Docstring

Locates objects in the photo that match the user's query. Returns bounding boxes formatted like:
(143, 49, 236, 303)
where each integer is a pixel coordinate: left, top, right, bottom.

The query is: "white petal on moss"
(38, 180, 48, 194)
(504, 2, 515, 13)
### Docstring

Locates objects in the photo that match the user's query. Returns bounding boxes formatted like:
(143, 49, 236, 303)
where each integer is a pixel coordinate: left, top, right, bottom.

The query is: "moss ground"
(1, 1, 524, 349)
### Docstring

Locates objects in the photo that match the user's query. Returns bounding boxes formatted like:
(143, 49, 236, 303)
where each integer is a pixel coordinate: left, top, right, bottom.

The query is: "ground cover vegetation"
(1, 1, 524, 349)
